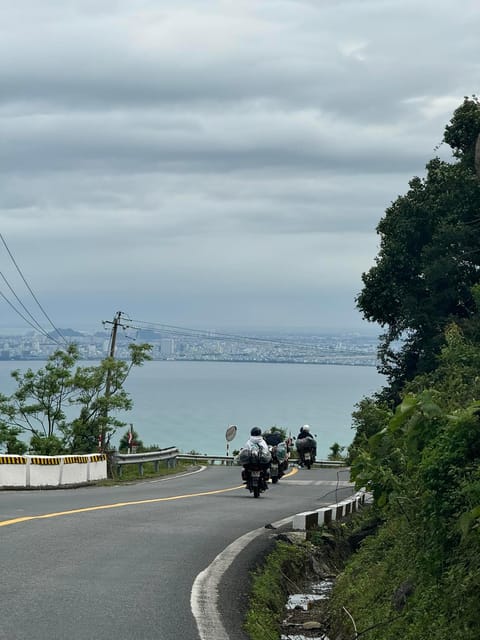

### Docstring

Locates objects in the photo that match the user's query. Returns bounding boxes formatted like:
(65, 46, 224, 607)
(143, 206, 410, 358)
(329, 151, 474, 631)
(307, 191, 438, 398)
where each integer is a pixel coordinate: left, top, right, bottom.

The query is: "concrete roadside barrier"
(292, 491, 368, 531)
(0, 454, 107, 489)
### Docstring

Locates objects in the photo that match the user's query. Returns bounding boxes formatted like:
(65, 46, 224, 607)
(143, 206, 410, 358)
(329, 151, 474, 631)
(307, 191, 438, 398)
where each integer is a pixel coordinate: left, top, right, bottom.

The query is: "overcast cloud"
(1, 0, 479, 334)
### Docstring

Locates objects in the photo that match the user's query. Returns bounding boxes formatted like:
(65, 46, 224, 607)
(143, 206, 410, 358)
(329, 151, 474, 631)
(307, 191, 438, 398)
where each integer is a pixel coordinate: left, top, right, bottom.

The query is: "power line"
(0, 234, 69, 345)
(0, 290, 62, 345)
(126, 318, 343, 352)
(0, 271, 54, 338)
(0, 233, 68, 345)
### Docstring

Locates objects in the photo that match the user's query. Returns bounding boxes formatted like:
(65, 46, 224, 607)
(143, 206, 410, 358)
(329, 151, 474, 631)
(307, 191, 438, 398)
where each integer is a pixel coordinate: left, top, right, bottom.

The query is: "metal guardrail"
(288, 456, 347, 468)
(176, 454, 346, 468)
(112, 447, 179, 476)
(111, 448, 347, 476)
(176, 454, 235, 465)
(313, 459, 346, 467)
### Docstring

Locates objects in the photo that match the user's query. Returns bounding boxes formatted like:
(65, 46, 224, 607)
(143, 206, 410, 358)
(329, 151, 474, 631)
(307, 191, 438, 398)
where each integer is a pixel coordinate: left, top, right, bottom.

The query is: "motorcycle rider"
(241, 427, 271, 487)
(263, 428, 283, 447)
(263, 428, 290, 480)
(297, 424, 311, 440)
(296, 424, 317, 466)
(243, 426, 271, 458)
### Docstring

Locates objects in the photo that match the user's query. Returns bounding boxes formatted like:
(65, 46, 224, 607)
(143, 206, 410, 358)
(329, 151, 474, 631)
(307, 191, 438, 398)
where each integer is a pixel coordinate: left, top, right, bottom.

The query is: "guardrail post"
(138, 463, 144, 476)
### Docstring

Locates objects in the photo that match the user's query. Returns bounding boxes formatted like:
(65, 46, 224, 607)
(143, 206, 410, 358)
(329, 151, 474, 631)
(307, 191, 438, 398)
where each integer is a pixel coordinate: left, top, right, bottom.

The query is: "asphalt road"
(0, 465, 354, 640)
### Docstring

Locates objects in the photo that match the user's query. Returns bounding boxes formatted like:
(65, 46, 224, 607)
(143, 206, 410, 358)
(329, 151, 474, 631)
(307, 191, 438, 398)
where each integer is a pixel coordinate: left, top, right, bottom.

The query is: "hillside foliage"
(357, 96, 480, 399)
(330, 97, 480, 639)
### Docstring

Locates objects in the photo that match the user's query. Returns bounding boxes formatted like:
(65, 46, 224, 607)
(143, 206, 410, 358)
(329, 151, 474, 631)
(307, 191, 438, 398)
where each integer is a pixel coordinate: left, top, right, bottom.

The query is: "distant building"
(87, 344, 97, 358)
(160, 338, 175, 356)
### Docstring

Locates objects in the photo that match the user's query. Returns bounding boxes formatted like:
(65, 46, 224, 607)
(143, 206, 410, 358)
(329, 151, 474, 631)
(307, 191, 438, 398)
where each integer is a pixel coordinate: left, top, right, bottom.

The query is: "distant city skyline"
(0, 325, 379, 366)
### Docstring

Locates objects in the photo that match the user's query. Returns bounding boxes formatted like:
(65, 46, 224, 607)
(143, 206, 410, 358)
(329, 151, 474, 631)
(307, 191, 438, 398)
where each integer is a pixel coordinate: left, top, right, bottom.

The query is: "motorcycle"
(302, 448, 314, 470)
(238, 446, 271, 498)
(242, 463, 269, 498)
(296, 436, 317, 470)
(269, 441, 290, 483)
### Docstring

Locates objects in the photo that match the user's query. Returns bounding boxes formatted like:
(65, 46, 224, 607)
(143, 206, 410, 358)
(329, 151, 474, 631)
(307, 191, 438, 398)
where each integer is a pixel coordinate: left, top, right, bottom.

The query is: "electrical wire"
(0, 233, 68, 345)
(0, 290, 62, 345)
(0, 271, 53, 338)
(126, 318, 347, 353)
(128, 320, 309, 347)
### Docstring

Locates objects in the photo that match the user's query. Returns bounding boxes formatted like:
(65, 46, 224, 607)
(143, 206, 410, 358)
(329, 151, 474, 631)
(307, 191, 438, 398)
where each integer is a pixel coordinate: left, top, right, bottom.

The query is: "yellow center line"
(0, 486, 242, 528)
(0, 466, 298, 528)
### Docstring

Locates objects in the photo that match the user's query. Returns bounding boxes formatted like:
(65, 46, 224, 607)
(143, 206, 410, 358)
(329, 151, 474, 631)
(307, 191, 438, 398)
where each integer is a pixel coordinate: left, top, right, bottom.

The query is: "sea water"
(0, 360, 384, 457)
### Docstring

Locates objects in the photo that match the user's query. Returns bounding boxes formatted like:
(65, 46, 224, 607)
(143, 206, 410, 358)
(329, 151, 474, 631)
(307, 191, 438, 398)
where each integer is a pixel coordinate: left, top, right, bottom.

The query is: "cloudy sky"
(1, 0, 479, 335)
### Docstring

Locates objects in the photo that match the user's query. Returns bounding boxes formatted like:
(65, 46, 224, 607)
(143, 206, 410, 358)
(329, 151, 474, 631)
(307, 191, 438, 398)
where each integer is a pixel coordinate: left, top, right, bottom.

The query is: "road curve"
(0, 465, 353, 639)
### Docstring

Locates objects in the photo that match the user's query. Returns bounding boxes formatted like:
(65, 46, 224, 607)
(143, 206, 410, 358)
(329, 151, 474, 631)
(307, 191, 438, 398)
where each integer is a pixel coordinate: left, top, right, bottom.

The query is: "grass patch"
(243, 508, 381, 639)
(96, 460, 195, 485)
(244, 541, 310, 640)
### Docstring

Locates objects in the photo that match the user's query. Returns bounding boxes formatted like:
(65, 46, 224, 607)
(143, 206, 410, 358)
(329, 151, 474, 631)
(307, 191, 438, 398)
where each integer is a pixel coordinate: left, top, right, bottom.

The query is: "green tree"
(4, 344, 79, 452)
(328, 442, 345, 460)
(263, 425, 288, 441)
(29, 433, 65, 455)
(357, 97, 480, 398)
(63, 343, 152, 453)
(348, 395, 392, 463)
(0, 342, 152, 455)
(118, 427, 144, 452)
(444, 95, 480, 167)
(0, 417, 27, 454)
(0, 391, 22, 452)
(405, 320, 480, 410)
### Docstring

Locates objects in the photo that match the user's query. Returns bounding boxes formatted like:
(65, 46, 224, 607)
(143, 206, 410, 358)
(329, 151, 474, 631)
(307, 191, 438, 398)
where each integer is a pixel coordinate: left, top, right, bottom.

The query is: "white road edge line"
(147, 465, 207, 483)
(191, 514, 293, 640)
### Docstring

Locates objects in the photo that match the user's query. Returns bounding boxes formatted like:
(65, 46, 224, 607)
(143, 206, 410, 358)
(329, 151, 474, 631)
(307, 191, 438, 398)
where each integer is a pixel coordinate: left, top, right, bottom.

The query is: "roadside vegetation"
(97, 459, 196, 485)
(244, 511, 381, 640)
(245, 96, 480, 639)
(244, 541, 312, 640)
(331, 96, 480, 640)
(0, 342, 152, 456)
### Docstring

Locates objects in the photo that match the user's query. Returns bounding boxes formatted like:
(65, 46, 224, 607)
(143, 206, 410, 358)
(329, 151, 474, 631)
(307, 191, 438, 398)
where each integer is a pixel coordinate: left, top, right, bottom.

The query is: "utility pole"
(100, 311, 123, 452)
(105, 310, 122, 361)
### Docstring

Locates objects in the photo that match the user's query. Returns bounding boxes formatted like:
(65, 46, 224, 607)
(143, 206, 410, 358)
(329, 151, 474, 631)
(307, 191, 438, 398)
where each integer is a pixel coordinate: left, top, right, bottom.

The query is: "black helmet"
(250, 427, 262, 436)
